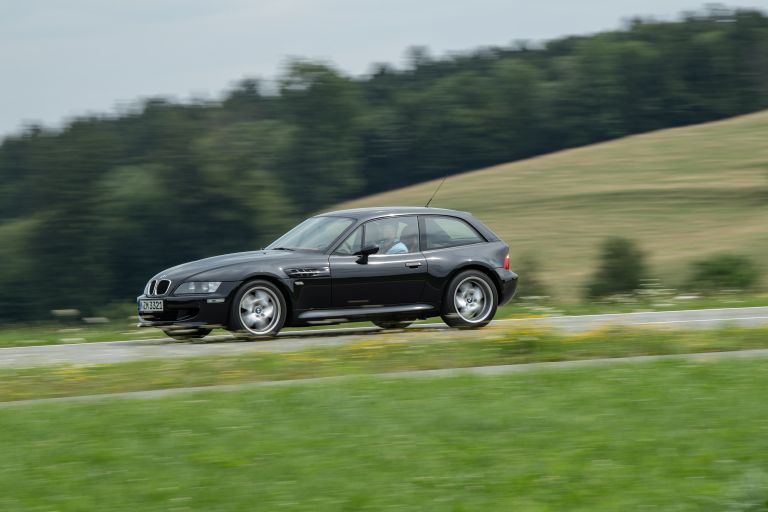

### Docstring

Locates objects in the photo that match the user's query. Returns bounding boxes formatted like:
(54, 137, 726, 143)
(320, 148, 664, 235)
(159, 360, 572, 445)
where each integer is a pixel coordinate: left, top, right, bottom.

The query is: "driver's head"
(381, 221, 398, 241)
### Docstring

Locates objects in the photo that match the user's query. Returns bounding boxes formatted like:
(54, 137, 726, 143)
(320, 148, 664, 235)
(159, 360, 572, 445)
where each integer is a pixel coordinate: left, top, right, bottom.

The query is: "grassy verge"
(2, 325, 768, 402)
(1, 292, 767, 349)
(2, 359, 768, 510)
(0, 323, 167, 348)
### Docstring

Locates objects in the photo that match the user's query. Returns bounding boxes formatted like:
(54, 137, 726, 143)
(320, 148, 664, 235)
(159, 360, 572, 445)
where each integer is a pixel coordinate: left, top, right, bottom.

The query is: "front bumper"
(137, 282, 239, 330)
(495, 269, 518, 305)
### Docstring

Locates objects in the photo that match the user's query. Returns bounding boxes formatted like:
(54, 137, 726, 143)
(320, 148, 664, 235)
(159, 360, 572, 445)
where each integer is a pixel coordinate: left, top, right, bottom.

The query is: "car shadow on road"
(157, 323, 450, 346)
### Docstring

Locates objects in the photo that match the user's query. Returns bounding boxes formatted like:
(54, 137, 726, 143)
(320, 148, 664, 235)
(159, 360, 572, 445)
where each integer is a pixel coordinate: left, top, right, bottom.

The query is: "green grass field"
(2, 325, 767, 402)
(2, 359, 768, 510)
(337, 110, 768, 298)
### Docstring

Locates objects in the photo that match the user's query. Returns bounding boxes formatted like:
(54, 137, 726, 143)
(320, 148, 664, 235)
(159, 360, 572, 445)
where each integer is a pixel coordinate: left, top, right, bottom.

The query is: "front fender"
(191, 259, 332, 320)
(189, 261, 288, 282)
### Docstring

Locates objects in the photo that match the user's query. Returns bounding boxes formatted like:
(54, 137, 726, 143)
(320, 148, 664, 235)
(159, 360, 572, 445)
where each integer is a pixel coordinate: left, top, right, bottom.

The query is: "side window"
(423, 216, 484, 250)
(333, 226, 362, 255)
(364, 216, 419, 255)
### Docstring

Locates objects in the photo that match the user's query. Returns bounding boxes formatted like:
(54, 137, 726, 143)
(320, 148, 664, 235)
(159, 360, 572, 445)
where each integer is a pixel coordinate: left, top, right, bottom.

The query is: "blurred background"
(1, 1, 767, 323)
(5, 3, 768, 509)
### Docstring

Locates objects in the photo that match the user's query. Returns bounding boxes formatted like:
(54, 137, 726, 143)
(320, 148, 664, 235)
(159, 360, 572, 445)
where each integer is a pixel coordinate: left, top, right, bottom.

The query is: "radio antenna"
(424, 175, 447, 208)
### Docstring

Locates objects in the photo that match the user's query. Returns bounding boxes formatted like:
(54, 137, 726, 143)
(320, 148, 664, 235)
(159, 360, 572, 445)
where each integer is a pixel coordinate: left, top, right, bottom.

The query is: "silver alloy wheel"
(239, 286, 281, 335)
(453, 276, 493, 323)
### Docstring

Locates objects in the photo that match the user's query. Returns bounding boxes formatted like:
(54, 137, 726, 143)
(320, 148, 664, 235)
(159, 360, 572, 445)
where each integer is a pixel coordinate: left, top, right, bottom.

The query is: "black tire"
(441, 270, 498, 329)
(373, 320, 413, 330)
(163, 328, 212, 341)
(228, 279, 287, 339)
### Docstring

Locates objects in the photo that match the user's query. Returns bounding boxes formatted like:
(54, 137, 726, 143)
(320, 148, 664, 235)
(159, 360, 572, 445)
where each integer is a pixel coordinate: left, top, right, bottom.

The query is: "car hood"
(152, 250, 305, 281)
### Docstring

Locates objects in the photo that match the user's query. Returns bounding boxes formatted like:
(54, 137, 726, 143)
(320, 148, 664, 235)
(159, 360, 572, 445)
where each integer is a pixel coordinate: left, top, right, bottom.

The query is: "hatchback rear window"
(423, 216, 484, 250)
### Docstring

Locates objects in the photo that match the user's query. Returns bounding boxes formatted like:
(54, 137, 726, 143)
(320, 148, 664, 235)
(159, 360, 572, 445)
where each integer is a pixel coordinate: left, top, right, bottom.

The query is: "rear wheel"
(229, 279, 287, 339)
(163, 328, 212, 341)
(441, 270, 498, 329)
(373, 320, 412, 330)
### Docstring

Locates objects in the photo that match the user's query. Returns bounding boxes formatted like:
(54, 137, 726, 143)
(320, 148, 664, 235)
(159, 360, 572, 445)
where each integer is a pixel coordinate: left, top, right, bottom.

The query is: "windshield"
(267, 216, 355, 253)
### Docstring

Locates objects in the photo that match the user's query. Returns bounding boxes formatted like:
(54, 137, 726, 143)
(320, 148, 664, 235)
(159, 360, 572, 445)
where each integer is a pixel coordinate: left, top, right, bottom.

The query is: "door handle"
(405, 261, 422, 268)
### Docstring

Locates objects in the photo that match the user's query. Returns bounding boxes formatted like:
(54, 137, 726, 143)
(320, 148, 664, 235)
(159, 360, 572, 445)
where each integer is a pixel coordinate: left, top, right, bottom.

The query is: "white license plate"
(139, 299, 164, 312)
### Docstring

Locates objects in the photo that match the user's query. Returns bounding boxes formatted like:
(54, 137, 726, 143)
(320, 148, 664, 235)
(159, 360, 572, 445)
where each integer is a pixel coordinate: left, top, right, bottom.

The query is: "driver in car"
(380, 221, 408, 254)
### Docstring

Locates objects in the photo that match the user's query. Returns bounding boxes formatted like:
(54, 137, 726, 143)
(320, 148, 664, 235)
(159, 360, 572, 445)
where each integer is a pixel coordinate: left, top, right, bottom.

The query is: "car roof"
(320, 206, 471, 221)
(319, 206, 500, 243)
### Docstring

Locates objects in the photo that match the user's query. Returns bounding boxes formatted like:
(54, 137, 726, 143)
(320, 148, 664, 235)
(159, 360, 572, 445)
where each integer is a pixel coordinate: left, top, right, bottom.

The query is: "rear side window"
(423, 216, 484, 250)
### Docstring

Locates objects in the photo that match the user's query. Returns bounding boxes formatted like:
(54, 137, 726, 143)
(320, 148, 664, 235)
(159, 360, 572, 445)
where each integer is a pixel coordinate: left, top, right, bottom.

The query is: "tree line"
(1, 6, 767, 320)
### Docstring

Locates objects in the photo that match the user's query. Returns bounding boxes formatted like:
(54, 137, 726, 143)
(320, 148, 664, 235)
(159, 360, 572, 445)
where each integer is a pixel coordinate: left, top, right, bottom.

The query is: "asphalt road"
(1, 306, 767, 369)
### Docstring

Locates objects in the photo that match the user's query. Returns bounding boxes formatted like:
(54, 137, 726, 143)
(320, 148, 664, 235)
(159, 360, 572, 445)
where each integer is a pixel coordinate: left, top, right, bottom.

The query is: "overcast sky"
(1, 1, 765, 137)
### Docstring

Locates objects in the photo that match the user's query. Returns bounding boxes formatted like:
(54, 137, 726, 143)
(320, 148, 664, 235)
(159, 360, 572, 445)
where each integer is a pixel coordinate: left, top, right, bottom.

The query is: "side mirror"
(354, 244, 379, 264)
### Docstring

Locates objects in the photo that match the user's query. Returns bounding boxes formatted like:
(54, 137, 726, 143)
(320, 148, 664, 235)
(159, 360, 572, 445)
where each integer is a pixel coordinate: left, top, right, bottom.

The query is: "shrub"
(586, 237, 647, 298)
(514, 253, 549, 299)
(687, 254, 761, 291)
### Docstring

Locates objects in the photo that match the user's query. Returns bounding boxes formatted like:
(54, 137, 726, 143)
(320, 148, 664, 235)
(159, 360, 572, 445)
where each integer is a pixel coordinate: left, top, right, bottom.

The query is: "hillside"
(336, 110, 768, 298)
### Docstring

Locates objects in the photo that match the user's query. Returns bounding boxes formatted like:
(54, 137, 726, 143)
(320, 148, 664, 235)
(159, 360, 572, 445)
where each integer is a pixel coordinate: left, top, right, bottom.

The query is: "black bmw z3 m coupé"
(138, 207, 517, 340)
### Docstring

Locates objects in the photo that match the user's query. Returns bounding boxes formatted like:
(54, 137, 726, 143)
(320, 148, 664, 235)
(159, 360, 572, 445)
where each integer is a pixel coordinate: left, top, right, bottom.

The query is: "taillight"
(503, 253, 510, 270)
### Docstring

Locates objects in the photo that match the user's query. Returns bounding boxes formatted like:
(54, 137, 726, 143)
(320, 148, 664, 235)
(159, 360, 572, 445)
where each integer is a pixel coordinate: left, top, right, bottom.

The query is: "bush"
(586, 237, 647, 298)
(514, 253, 549, 299)
(687, 254, 761, 291)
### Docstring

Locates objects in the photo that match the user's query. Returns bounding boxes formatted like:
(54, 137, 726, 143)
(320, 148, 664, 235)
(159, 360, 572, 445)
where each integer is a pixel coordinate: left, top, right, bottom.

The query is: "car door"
(329, 216, 427, 307)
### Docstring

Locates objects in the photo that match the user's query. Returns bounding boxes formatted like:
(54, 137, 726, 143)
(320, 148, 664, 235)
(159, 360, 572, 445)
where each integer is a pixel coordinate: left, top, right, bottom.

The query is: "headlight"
(174, 281, 222, 295)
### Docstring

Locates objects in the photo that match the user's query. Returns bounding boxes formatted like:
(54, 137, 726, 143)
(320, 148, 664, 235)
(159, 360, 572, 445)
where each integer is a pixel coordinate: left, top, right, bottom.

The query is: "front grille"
(176, 309, 197, 321)
(156, 279, 171, 295)
(146, 279, 172, 296)
(139, 306, 199, 322)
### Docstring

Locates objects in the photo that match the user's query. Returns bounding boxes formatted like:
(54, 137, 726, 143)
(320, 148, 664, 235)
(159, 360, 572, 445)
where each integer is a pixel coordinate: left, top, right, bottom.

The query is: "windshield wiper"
(271, 247, 295, 251)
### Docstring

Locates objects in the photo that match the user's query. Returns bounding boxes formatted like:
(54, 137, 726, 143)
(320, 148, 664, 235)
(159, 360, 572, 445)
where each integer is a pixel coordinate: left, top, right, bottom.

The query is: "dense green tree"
(279, 61, 364, 211)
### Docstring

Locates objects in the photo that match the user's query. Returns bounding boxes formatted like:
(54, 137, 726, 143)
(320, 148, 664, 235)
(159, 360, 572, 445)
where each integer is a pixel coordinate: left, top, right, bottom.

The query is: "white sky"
(1, 1, 765, 137)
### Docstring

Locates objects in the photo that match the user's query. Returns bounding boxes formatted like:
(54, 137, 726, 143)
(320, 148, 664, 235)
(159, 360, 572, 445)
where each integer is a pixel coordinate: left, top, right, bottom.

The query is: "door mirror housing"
(355, 244, 379, 264)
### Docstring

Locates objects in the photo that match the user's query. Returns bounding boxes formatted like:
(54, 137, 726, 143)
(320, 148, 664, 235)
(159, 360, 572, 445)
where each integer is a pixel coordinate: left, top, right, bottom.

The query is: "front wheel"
(229, 279, 287, 339)
(163, 328, 212, 341)
(441, 270, 498, 329)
